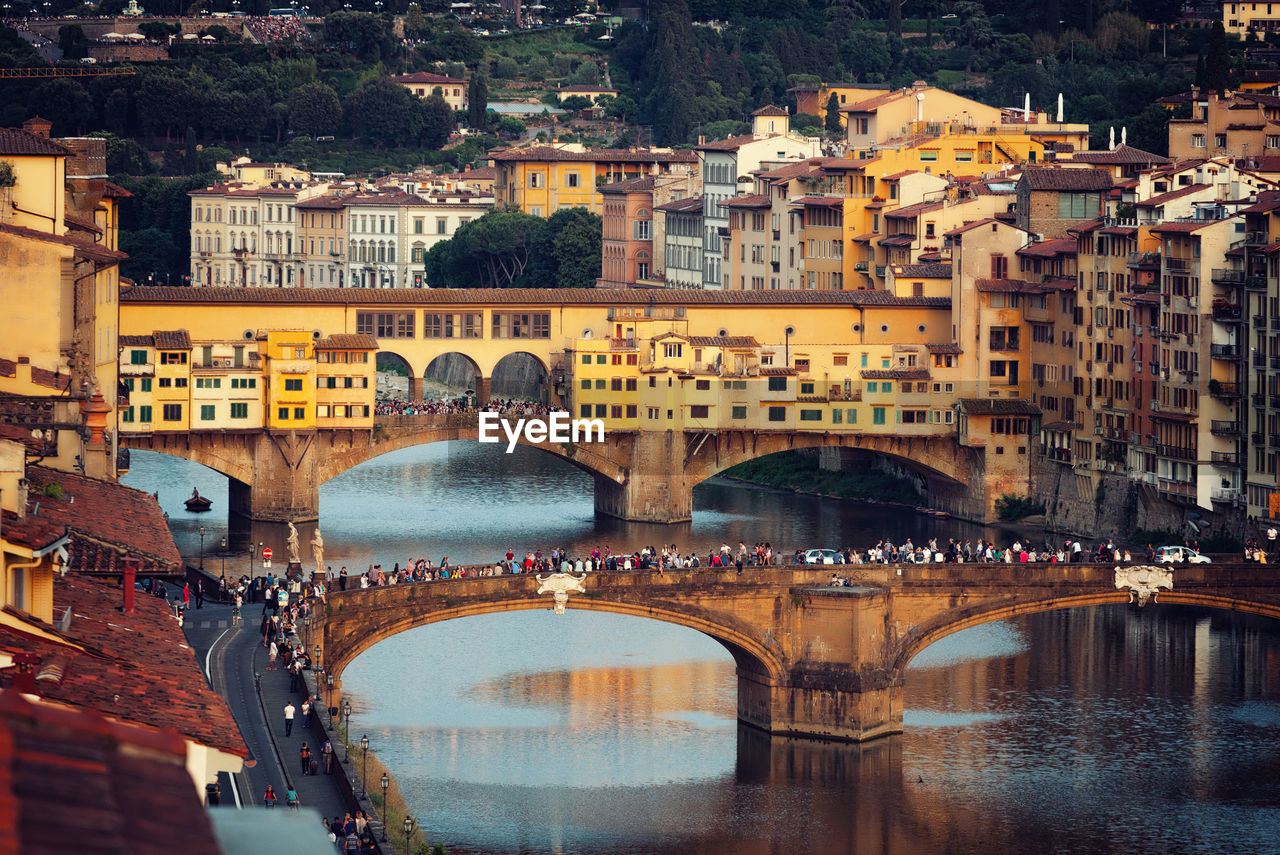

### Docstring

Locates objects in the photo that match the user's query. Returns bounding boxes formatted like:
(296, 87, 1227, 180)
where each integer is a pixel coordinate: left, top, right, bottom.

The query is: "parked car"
(1155, 545, 1211, 564)
(804, 548, 843, 565)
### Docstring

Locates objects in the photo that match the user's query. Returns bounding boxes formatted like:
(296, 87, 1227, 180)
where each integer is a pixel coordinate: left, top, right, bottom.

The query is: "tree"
(415, 92, 456, 148)
(824, 92, 841, 137)
(343, 76, 418, 146)
(57, 24, 88, 59)
(1205, 21, 1231, 94)
(495, 115, 526, 138)
(467, 73, 488, 130)
(403, 2, 429, 39)
(288, 81, 341, 138)
(323, 11, 391, 62)
(560, 94, 592, 112)
(426, 211, 546, 288)
(536, 206, 602, 289)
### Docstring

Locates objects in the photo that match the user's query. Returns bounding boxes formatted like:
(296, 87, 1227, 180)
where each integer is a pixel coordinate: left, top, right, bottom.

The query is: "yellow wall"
(5, 152, 66, 235)
(316, 346, 375, 428)
(264, 331, 316, 430)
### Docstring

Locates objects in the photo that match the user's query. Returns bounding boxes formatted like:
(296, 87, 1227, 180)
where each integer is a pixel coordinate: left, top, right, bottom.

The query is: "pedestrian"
(263, 785, 277, 808)
(283, 701, 295, 737)
(321, 738, 334, 774)
(286, 786, 299, 810)
(267, 640, 278, 670)
(195, 579, 205, 609)
(301, 697, 311, 726)
(182, 581, 191, 609)
(300, 742, 312, 775)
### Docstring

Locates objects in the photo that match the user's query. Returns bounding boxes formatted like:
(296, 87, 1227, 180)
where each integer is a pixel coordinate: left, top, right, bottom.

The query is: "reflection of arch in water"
(422, 352, 482, 402)
(490, 351, 549, 404)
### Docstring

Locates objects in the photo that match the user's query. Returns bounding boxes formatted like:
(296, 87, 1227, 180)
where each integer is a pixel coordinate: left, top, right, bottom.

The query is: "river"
(124, 443, 1280, 854)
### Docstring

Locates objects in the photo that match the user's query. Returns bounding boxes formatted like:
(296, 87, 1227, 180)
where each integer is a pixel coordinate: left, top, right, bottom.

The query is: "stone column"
(477, 376, 492, 406)
(593, 430, 693, 523)
(738, 665, 904, 742)
(407, 375, 422, 404)
(226, 431, 320, 522)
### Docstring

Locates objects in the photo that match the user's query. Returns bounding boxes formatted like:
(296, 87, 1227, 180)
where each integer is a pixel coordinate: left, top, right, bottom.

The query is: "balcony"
(1044, 447, 1071, 463)
(1163, 257, 1191, 272)
(1209, 381, 1242, 397)
(1271, 433, 1280, 448)
(1158, 478, 1196, 499)
(116, 447, 130, 474)
(1254, 392, 1267, 405)
(1127, 252, 1161, 269)
(1212, 268, 1245, 283)
(1210, 344, 1240, 359)
(1246, 275, 1267, 289)
(1254, 431, 1265, 446)
(1209, 420, 1239, 435)
(1211, 451, 1239, 465)
(1156, 443, 1196, 460)
(119, 362, 154, 376)
(608, 337, 638, 350)
(1212, 303, 1242, 321)
(1255, 352, 1267, 368)
(1255, 315, 1267, 329)
(193, 357, 236, 370)
(1211, 488, 1245, 506)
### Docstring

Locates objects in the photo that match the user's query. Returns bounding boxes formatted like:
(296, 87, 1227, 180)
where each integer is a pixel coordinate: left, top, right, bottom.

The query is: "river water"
(124, 443, 1280, 854)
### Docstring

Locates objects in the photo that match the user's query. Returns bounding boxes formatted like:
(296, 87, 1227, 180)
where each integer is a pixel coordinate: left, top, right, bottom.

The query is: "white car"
(1155, 545, 1211, 564)
(804, 548, 843, 565)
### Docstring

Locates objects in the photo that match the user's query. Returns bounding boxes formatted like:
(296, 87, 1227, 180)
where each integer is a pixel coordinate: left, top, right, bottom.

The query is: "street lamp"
(359, 734, 369, 798)
(342, 698, 352, 741)
(403, 816, 414, 853)
(219, 537, 226, 578)
(303, 614, 311, 649)
(380, 773, 389, 840)
(199, 526, 206, 571)
(314, 644, 321, 671)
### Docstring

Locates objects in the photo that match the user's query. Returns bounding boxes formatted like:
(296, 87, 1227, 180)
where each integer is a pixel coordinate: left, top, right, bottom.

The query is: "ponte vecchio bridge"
(117, 287, 1028, 523)
(317, 562, 1280, 742)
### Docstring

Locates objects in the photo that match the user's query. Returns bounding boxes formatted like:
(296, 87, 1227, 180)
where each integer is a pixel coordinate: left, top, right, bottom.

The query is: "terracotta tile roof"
(695, 133, 762, 152)
(33, 577, 246, 758)
(759, 366, 798, 376)
(316, 333, 378, 349)
(0, 423, 48, 455)
(654, 195, 703, 214)
(1018, 167, 1113, 191)
(893, 262, 951, 278)
(102, 180, 132, 199)
(117, 334, 154, 347)
(0, 126, 72, 157)
(720, 193, 770, 207)
(1016, 237, 1077, 258)
(1136, 183, 1212, 207)
(0, 223, 126, 264)
(491, 146, 697, 164)
(1069, 144, 1171, 166)
(1149, 219, 1226, 233)
(599, 176, 654, 194)
(926, 343, 962, 354)
(838, 90, 906, 113)
(1, 508, 68, 553)
(688, 335, 760, 348)
(878, 234, 916, 247)
(295, 195, 350, 209)
(0, 690, 224, 855)
(152, 330, 191, 350)
(63, 213, 102, 235)
(791, 195, 843, 207)
(751, 105, 789, 117)
(24, 466, 181, 574)
(975, 278, 1027, 292)
(121, 286, 951, 308)
(556, 84, 615, 94)
(959, 398, 1042, 415)
(0, 357, 72, 391)
(394, 71, 465, 85)
(457, 165, 495, 180)
(860, 368, 930, 380)
(885, 200, 944, 219)
(1124, 292, 1162, 304)
(944, 218, 1029, 237)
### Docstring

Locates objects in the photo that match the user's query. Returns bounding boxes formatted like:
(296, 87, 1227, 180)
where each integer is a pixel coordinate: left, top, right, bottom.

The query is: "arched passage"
(422, 352, 482, 404)
(375, 350, 418, 402)
(490, 352, 549, 405)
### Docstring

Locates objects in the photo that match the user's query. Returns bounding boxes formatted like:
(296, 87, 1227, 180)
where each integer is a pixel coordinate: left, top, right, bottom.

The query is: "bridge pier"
(738, 666, 903, 742)
(592, 430, 693, 523)
(227, 431, 320, 523)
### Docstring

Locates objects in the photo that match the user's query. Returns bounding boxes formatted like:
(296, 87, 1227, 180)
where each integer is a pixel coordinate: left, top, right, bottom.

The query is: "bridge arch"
(490, 351, 549, 404)
(892, 590, 1280, 673)
(421, 351, 482, 402)
(321, 590, 787, 697)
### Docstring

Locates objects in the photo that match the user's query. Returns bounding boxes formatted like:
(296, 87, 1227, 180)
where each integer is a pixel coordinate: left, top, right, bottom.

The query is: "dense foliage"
(423, 208, 602, 289)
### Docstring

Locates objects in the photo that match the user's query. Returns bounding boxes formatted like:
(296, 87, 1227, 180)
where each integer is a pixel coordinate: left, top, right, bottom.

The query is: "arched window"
(215, 235, 221, 252)
(388, 244, 395, 263)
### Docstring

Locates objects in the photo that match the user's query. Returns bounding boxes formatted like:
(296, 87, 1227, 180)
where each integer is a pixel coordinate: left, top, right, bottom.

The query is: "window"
(582, 355, 592, 364)
(294, 407, 306, 420)
(160, 351, 187, 365)
(731, 405, 747, 419)
(138, 405, 152, 423)
(919, 150, 938, 162)
(278, 407, 289, 420)
(634, 219, 652, 240)
(799, 409, 822, 421)
(800, 382, 815, 395)
(158, 378, 172, 388)
(231, 402, 248, 419)
(162, 404, 182, 421)
(121, 407, 134, 423)
(130, 350, 147, 365)
(284, 378, 303, 391)
(595, 404, 607, 418)
(595, 379, 606, 389)
(596, 354, 607, 364)
(872, 407, 886, 425)
(581, 379, 591, 390)
(767, 376, 787, 391)
(140, 378, 151, 392)
(767, 406, 787, 422)
(690, 405, 709, 419)
(695, 379, 711, 390)
(663, 343, 683, 358)
(1057, 193, 1100, 219)
(580, 405, 592, 418)
(625, 379, 637, 391)
(356, 312, 415, 338)
(200, 404, 215, 421)
(492, 312, 551, 339)
(1191, 134, 1205, 148)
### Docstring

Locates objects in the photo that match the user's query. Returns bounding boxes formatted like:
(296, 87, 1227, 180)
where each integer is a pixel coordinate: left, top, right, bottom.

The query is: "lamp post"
(219, 537, 226, 578)
(199, 526, 206, 571)
(403, 816, 414, 853)
(342, 698, 352, 743)
(314, 644, 321, 671)
(303, 614, 311, 649)
(359, 734, 369, 798)
(380, 773, 389, 841)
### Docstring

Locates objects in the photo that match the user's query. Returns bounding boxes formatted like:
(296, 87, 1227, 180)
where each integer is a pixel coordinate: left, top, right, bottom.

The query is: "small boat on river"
(185, 488, 212, 512)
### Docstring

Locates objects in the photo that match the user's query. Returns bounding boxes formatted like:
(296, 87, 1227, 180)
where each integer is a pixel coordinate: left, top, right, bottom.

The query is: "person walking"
(321, 738, 334, 774)
(286, 786, 300, 810)
(300, 697, 312, 727)
(263, 785, 277, 808)
(283, 701, 295, 737)
(195, 579, 205, 609)
(299, 742, 312, 775)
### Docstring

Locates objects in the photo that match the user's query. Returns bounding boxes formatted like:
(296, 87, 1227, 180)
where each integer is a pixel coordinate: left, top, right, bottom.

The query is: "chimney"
(1057, 93, 1064, 123)
(122, 557, 139, 612)
(22, 116, 51, 138)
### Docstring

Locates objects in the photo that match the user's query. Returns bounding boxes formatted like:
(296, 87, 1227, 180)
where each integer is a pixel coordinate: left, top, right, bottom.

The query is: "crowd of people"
(373, 394, 562, 418)
(243, 15, 314, 43)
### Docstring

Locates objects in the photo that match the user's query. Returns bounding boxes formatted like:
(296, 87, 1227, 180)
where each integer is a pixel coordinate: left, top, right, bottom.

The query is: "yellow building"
(491, 146, 699, 216)
(787, 83, 893, 127)
(315, 334, 377, 428)
(0, 438, 66, 624)
(263, 331, 317, 430)
(392, 72, 468, 111)
(152, 330, 193, 431)
(219, 157, 312, 187)
(0, 120, 128, 479)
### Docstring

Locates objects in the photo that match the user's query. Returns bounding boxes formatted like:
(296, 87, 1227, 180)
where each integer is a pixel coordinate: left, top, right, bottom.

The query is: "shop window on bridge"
(799, 409, 822, 421)
(285, 378, 303, 391)
(160, 352, 187, 365)
(231, 403, 248, 419)
(138, 406, 152, 423)
(580, 405, 591, 418)
(873, 407, 886, 425)
(732, 405, 747, 419)
(492, 313, 551, 339)
(581, 379, 591, 390)
(357, 312, 415, 339)
(899, 410, 927, 423)
(991, 417, 1029, 435)
(626, 379, 637, 391)
(768, 406, 787, 422)
(767, 376, 788, 391)
(130, 350, 148, 365)
(162, 404, 182, 422)
(200, 405, 215, 421)
(800, 381, 815, 395)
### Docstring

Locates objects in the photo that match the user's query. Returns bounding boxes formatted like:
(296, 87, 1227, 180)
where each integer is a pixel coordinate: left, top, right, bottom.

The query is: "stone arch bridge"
(317, 563, 1280, 742)
(121, 414, 985, 523)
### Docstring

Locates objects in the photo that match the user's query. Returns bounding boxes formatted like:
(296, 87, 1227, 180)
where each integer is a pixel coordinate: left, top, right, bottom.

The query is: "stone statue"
(1114, 565, 1173, 607)
(286, 522, 301, 564)
(535, 572, 587, 615)
(311, 528, 324, 576)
